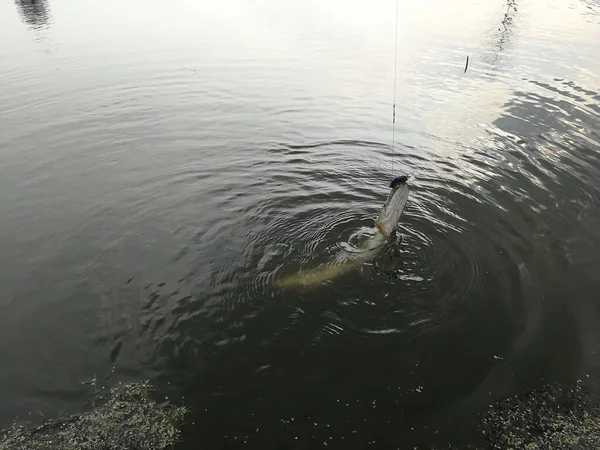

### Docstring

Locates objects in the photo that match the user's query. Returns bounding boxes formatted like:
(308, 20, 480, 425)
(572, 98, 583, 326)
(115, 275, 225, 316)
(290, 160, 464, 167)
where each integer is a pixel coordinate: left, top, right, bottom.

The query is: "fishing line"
(391, 0, 399, 176)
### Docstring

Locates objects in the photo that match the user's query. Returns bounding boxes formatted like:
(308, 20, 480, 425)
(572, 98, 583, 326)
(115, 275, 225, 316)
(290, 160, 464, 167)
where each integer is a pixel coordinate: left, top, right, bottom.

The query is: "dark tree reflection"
(481, 0, 519, 69)
(15, 0, 52, 31)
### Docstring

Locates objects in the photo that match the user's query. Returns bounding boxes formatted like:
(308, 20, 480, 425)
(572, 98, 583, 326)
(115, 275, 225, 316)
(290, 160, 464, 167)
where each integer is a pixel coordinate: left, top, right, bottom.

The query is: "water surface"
(1, 0, 600, 448)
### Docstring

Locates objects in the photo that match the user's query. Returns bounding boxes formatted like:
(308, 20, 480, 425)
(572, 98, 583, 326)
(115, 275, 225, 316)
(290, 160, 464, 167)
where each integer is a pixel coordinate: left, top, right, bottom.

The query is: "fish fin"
(374, 220, 386, 234)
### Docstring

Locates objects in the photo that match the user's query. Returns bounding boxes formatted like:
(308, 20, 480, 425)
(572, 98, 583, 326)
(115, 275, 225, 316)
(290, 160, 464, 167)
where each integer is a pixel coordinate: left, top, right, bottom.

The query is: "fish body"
(374, 183, 409, 237)
(275, 179, 409, 289)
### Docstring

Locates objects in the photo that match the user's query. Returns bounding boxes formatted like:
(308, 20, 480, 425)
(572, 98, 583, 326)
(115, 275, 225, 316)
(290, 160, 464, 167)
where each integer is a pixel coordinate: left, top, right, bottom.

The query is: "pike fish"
(275, 176, 409, 289)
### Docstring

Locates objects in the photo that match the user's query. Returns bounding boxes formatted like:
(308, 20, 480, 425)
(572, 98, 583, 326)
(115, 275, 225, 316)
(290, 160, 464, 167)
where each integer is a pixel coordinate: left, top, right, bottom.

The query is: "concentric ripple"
(1, 0, 600, 447)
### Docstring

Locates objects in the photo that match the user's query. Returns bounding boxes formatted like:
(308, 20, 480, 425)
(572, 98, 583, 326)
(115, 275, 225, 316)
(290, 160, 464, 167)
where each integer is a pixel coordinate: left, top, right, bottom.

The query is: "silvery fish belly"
(375, 184, 409, 236)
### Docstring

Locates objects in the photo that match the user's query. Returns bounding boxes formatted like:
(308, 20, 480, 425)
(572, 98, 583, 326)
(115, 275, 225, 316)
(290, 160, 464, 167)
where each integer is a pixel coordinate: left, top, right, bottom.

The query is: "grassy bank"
(1, 382, 598, 449)
(0, 382, 186, 450)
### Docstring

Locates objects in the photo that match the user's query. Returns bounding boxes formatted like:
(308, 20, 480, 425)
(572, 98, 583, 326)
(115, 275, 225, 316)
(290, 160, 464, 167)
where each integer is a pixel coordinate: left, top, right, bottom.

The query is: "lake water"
(1, 0, 599, 448)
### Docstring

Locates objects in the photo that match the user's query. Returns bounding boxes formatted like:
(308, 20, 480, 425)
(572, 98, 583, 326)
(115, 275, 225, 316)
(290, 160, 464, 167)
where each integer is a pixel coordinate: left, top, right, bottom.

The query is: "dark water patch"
(14, 0, 52, 31)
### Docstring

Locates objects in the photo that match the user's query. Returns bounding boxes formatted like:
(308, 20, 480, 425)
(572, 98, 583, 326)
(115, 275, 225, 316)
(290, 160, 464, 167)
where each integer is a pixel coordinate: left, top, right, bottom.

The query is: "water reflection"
(582, 0, 600, 17)
(15, 0, 52, 30)
(485, 0, 519, 67)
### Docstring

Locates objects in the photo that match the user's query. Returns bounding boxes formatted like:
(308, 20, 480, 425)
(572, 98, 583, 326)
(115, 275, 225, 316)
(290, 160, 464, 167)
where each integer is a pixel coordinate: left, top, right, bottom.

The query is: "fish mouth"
(389, 175, 409, 188)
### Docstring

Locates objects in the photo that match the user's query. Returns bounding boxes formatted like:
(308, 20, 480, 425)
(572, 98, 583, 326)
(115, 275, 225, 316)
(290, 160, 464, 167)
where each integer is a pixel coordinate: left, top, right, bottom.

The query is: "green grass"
(2, 381, 598, 449)
(0, 382, 187, 450)
(481, 383, 600, 450)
